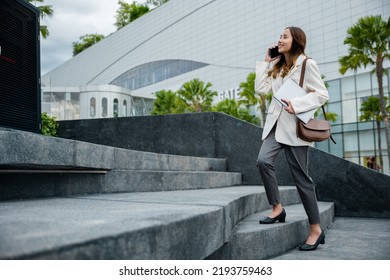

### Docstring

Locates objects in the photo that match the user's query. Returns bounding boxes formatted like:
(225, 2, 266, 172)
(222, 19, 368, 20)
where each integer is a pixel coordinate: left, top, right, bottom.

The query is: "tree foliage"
(41, 112, 59, 136)
(339, 15, 390, 75)
(115, 1, 150, 30)
(151, 78, 259, 124)
(360, 96, 390, 173)
(212, 99, 259, 125)
(146, 0, 170, 8)
(339, 15, 390, 170)
(151, 90, 180, 115)
(239, 72, 270, 127)
(360, 96, 389, 123)
(27, 0, 54, 39)
(72, 34, 105, 56)
(176, 79, 218, 113)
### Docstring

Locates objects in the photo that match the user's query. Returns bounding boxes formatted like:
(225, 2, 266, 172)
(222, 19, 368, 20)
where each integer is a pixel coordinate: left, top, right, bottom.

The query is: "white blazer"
(255, 54, 329, 146)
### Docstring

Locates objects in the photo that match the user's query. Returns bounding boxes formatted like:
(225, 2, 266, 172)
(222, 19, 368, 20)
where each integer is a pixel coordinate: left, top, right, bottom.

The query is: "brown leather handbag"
(296, 58, 336, 144)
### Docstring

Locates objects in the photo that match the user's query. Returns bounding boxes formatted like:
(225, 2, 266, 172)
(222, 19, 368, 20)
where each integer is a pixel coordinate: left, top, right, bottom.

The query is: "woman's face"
(278, 29, 293, 54)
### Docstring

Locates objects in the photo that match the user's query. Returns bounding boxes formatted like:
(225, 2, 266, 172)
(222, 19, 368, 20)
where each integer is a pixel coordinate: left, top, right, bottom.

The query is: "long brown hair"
(268, 27, 306, 78)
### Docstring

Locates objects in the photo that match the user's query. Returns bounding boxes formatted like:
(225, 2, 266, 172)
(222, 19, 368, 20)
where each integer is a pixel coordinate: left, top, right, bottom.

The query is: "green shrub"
(41, 112, 59, 136)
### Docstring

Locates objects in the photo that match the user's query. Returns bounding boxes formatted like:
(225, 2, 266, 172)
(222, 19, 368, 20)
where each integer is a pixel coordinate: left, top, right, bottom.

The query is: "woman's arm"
(290, 59, 329, 114)
(254, 47, 276, 95)
(255, 61, 272, 94)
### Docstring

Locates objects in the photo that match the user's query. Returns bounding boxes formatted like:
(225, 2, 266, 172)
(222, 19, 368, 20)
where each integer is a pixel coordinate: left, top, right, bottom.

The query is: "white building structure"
(42, 0, 390, 173)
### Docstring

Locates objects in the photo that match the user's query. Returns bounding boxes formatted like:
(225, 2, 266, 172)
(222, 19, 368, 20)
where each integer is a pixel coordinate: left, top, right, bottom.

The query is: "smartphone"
(269, 46, 279, 58)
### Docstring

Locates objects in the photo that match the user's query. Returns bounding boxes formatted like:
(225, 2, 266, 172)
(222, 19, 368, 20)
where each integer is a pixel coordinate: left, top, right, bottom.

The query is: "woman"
(255, 27, 329, 251)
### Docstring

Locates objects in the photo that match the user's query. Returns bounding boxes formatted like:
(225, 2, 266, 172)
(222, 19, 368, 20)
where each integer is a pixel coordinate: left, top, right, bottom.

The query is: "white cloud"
(40, 0, 148, 74)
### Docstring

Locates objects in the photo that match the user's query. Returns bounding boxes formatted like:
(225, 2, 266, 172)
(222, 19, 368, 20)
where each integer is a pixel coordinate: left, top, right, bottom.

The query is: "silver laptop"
(273, 78, 317, 123)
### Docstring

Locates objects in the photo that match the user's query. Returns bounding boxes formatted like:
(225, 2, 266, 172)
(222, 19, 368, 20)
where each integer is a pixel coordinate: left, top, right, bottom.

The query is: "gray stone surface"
(310, 148, 390, 218)
(58, 112, 390, 218)
(208, 202, 334, 260)
(274, 217, 390, 260)
(0, 170, 241, 200)
(58, 113, 293, 185)
(1, 184, 388, 260)
(0, 129, 226, 172)
(0, 186, 295, 260)
(1, 128, 235, 200)
(0, 170, 242, 200)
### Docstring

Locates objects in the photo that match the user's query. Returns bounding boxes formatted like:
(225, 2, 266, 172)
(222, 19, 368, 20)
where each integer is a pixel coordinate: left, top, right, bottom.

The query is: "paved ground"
(274, 217, 390, 260)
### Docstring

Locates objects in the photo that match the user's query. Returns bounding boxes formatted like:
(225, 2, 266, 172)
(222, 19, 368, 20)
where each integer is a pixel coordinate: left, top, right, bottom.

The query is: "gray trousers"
(256, 126, 320, 224)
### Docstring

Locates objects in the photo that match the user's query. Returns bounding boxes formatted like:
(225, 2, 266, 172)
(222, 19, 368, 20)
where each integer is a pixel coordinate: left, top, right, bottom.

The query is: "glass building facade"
(316, 69, 390, 173)
(42, 85, 155, 120)
(111, 59, 209, 90)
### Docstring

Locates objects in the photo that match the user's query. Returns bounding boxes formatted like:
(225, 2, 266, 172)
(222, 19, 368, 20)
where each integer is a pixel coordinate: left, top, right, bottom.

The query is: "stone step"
(0, 186, 301, 260)
(0, 129, 226, 172)
(207, 202, 335, 260)
(0, 170, 242, 201)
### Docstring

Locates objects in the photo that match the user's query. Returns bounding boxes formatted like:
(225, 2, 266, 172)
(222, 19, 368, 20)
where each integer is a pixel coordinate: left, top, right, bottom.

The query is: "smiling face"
(278, 28, 293, 54)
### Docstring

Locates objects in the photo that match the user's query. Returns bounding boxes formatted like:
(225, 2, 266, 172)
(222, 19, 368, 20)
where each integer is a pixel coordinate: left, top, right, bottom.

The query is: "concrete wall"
(58, 112, 390, 218)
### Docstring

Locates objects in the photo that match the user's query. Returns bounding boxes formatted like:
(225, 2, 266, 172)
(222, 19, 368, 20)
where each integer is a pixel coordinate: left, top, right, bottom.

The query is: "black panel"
(0, 0, 40, 133)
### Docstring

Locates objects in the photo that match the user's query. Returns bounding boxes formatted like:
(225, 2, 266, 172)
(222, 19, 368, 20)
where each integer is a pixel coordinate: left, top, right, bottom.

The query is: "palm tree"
(177, 79, 217, 113)
(339, 15, 390, 169)
(212, 99, 259, 125)
(27, 0, 54, 39)
(239, 72, 269, 127)
(151, 90, 179, 115)
(360, 96, 390, 172)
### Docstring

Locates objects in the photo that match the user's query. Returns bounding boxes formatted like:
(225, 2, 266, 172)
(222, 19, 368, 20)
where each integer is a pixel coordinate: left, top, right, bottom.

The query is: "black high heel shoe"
(299, 231, 325, 251)
(259, 208, 286, 224)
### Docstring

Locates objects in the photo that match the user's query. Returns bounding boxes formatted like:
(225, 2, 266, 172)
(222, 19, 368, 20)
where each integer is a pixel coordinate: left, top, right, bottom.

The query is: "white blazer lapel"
(283, 55, 306, 81)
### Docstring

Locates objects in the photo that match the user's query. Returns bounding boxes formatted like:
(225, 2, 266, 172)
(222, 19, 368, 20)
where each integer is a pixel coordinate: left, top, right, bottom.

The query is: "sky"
(39, 0, 148, 75)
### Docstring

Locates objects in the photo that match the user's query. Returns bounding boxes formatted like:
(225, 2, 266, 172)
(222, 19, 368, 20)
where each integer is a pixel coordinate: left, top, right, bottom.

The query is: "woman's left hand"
(281, 99, 295, 114)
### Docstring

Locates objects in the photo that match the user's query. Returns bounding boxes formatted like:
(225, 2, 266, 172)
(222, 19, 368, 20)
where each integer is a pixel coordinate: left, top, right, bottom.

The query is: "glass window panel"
(343, 130, 359, 153)
(358, 122, 376, 155)
(71, 93, 80, 119)
(355, 72, 371, 98)
(110, 60, 209, 91)
(113, 98, 119, 117)
(329, 134, 343, 158)
(330, 124, 343, 133)
(102, 98, 108, 117)
(342, 99, 357, 123)
(327, 102, 341, 125)
(90, 97, 96, 118)
(52, 92, 65, 120)
(341, 76, 355, 100)
(43, 92, 52, 102)
(123, 100, 127, 117)
(343, 123, 358, 132)
(327, 79, 341, 102)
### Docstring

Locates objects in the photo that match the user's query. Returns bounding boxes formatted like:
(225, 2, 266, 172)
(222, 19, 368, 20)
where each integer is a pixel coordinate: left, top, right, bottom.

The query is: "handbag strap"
(299, 57, 309, 88)
(299, 57, 336, 144)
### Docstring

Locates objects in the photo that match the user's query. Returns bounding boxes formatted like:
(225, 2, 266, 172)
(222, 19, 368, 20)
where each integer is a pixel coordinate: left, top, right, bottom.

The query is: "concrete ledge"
(0, 170, 242, 201)
(0, 129, 226, 172)
(207, 202, 334, 260)
(0, 186, 300, 260)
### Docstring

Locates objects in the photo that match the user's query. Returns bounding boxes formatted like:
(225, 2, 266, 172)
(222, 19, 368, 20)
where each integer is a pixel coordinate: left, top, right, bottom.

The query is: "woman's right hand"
(264, 45, 278, 62)
(264, 47, 272, 62)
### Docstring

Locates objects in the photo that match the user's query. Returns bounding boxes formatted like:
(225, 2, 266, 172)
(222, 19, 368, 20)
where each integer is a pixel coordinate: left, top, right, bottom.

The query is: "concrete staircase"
(0, 128, 335, 259)
(0, 128, 240, 200)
